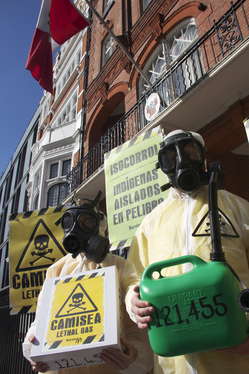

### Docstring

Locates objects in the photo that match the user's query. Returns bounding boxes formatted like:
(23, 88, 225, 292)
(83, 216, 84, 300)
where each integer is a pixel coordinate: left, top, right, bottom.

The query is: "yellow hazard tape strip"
(109, 237, 132, 252)
(10, 303, 37, 315)
(9, 206, 65, 222)
(48, 334, 105, 350)
(104, 126, 163, 160)
(53, 271, 105, 286)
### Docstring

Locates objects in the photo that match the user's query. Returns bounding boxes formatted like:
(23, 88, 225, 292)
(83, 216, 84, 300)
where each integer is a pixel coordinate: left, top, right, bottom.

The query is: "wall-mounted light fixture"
(198, 2, 207, 11)
(243, 118, 249, 142)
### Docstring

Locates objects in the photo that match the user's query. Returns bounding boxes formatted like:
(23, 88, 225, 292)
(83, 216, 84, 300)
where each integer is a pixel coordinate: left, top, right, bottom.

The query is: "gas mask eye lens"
(183, 142, 202, 161)
(77, 214, 98, 232)
(159, 145, 177, 171)
(61, 212, 74, 231)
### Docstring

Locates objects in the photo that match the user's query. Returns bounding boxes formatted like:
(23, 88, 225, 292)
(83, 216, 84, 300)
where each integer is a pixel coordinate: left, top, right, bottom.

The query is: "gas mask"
(158, 131, 208, 193)
(61, 198, 109, 263)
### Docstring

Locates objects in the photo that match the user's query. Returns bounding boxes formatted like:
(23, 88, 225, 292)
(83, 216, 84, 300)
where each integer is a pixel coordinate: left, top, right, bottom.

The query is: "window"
(78, 0, 89, 18)
(50, 163, 59, 179)
(62, 159, 71, 176)
(102, 33, 117, 65)
(11, 187, 21, 214)
(53, 91, 78, 127)
(15, 143, 27, 187)
(76, 50, 81, 65)
(3, 169, 13, 204)
(0, 187, 2, 209)
(1, 242, 9, 288)
(42, 99, 50, 121)
(47, 183, 69, 207)
(138, 18, 200, 129)
(104, 0, 113, 8)
(140, 18, 198, 95)
(32, 122, 39, 145)
(46, 158, 71, 206)
(103, 0, 114, 13)
(0, 208, 7, 244)
(23, 191, 29, 212)
(33, 194, 39, 210)
(142, 0, 152, 12)
(56, 49, 81, 97)
(34, 169, 41, 190)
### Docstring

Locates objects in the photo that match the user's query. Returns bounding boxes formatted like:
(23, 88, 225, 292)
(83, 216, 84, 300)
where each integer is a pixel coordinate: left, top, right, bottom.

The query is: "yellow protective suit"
(24, 253, 153, 374)
(125, 186, 249, 374)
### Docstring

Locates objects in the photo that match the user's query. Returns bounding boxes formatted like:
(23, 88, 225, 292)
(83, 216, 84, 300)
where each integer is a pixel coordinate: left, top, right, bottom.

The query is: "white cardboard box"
(30, 265, 120, 371)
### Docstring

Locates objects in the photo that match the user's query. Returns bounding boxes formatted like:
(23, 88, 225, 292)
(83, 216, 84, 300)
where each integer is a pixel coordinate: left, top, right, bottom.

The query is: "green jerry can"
(140, 255, 249, 356)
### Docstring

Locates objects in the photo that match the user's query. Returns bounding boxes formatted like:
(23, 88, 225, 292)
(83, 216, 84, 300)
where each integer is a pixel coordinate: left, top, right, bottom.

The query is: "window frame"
(33, 193, 39, 211)
(103, 0, 115, 17)
(47, 182, 69, 207)
(139, 17, 198, 96)
(141, 0, 153, 13)
(53, 91, 78, 128)
(0, 241, 9, 290)
(55, 48, 82, 98)
(101, 32, 117, 66)
(62, 159, 71, 176)
(49, 162, 59, 179)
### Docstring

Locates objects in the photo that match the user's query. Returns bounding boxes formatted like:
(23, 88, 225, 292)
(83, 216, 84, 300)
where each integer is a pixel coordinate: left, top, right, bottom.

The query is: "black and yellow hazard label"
(109, 238, 132, 252)
(46, 273, 105, 349)
(192, 208, 239, 238)
(16, 219, 65, 272)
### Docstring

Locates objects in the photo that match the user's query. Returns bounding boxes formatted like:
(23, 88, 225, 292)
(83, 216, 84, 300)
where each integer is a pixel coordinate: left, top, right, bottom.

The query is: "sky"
(0, 1, 43, 177)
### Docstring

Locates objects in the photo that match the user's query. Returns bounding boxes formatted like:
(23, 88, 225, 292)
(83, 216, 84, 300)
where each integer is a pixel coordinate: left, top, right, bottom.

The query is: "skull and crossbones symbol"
(67, 293, 86, 313)
(30, 235, 56, 265)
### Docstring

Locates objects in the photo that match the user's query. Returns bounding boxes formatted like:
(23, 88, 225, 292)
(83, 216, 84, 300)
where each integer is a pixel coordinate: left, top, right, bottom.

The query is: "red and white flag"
(26, 0, 89, 94)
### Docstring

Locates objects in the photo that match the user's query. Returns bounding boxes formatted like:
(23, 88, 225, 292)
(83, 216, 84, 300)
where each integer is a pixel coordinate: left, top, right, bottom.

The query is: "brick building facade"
(69, 0, 249, 207)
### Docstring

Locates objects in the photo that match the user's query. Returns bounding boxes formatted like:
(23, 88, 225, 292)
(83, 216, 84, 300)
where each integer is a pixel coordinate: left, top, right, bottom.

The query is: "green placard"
(104, 127, 168, 247)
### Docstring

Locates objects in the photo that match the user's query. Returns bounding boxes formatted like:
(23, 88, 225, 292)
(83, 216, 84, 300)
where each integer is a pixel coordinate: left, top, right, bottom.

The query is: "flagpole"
(83, 0, 152, 87)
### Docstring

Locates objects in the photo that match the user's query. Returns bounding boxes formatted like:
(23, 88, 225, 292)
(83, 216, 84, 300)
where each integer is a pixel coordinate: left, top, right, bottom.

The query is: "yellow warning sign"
(9, 207, 66, 314)
(46, 274, 104, 349)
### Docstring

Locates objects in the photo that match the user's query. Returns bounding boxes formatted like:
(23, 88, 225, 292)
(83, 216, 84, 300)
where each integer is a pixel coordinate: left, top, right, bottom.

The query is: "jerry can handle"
(142, 255, 206, 281)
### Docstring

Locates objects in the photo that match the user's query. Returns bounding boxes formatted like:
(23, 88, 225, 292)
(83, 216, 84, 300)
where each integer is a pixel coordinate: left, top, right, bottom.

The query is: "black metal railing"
(0, 308, 35, 374)
(67, 119, 126, 191)
(68, 0, 249, 192)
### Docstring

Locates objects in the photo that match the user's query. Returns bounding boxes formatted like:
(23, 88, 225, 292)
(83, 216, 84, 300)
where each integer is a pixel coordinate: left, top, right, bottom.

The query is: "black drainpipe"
(124, 0, 132, 51)
(79, 8, 92, 184)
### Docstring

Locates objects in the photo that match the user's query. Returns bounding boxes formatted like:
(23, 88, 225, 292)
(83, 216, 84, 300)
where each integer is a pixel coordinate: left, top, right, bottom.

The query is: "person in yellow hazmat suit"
(23, 195, 153, 374)
(125, 129, 249, 374)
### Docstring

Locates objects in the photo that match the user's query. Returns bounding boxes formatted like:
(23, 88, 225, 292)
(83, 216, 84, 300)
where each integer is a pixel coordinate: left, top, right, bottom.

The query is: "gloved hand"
(23, 333, 49, 373)
(130, 285, 154, 329)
